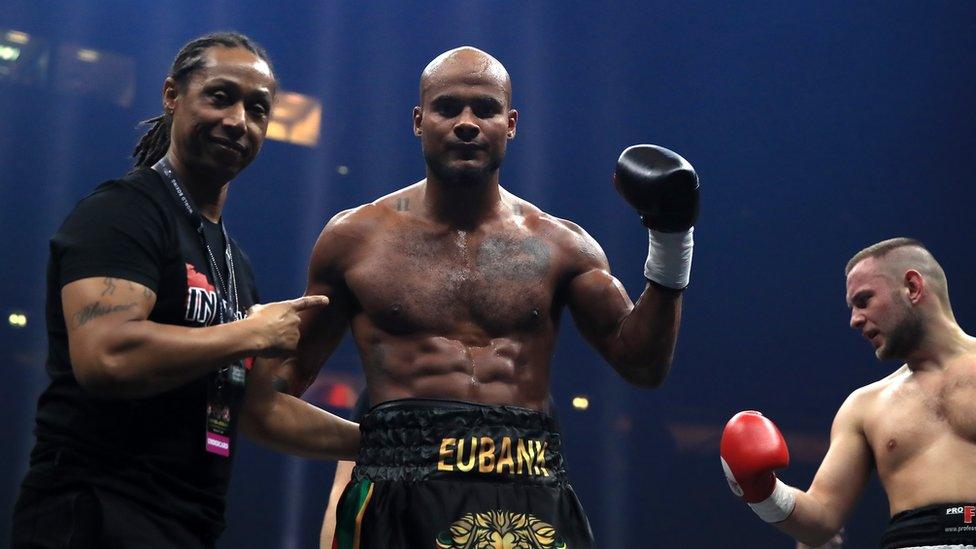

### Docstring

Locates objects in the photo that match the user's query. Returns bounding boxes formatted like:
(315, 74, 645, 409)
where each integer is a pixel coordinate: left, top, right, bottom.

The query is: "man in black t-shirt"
(12, 32, 359, 548)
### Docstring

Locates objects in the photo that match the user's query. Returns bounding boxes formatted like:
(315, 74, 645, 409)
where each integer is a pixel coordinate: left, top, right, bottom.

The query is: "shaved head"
(846, 238, 951, 311)
(419, 46, 512, 106)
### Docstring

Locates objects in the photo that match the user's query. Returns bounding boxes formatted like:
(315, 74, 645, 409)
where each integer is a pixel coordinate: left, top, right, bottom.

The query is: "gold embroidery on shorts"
(435, 510, 567, 549)
(437, 436, 549, 477)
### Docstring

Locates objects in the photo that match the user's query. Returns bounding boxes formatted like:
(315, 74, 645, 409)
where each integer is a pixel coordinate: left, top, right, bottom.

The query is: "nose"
(222, 102, 247, 138)
(453, 108, 480, 142)
(850, 310, 865, 330)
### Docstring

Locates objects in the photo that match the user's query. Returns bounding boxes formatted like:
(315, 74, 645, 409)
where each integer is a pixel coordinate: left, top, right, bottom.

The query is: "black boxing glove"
(613, 144, 699, 289)
(614, 144, 699, 232)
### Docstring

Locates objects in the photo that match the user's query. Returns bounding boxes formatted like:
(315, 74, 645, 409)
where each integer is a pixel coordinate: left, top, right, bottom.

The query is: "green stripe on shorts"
(334, 478, 374, 549)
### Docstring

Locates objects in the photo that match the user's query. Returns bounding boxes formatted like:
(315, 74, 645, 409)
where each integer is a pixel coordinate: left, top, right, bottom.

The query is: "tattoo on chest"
(475, 236, 551, 281)
(362, 229, 555, 330)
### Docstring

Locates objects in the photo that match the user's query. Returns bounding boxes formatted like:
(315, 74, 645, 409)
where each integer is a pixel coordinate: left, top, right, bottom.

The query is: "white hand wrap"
(747, 478, 796, 523)
(644, 227, 693, 289)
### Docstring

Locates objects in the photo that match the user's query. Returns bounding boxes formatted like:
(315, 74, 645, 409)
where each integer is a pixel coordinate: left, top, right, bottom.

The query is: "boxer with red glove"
(721, 411, 797, 523)
(614, 144, 698, 290)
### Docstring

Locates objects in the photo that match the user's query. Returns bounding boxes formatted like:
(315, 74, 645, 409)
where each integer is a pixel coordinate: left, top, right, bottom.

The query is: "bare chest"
(868, 368, 976, 468)
(346, 229, 560, 333)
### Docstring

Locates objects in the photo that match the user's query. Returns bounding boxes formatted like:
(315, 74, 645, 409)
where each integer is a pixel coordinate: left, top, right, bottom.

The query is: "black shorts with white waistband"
(880, 503, 976, 549)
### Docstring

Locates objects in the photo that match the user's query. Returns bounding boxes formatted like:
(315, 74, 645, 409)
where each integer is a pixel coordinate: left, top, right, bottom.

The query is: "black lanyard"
(152, 157, 239, 324)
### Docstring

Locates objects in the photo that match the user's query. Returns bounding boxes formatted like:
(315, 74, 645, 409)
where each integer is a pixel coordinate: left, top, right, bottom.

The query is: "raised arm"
(566, 231, 681, 387)
(565, 144, 699, 387)
(63, 275, 328, 398)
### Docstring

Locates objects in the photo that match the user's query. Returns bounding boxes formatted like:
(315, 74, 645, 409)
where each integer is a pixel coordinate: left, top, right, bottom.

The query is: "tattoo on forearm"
(74, 301, 137, 328)
(101, 278, 117, 296)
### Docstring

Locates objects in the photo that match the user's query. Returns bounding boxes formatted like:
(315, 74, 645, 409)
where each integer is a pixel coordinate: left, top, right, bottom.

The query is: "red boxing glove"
(720, 411, 796, 522)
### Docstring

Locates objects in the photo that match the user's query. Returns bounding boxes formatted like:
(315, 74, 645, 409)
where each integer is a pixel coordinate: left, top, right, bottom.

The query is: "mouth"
(447, 142, 485, 153)
(863, 330, 881, 346)
(207, 136, 247, 156)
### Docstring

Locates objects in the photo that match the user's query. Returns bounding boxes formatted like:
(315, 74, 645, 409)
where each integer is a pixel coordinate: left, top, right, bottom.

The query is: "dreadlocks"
(132, 31, 274, 168)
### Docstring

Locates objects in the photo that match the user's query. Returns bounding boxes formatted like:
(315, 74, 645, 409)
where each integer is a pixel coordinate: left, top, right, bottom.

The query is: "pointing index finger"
(290, 295, 330, 311)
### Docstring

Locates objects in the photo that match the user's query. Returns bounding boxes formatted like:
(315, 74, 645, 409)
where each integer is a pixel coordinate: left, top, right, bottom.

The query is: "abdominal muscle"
(359, 333, 552, 411)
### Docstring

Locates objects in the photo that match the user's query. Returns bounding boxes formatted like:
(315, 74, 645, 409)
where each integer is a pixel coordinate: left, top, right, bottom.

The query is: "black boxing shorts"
(880, 503, 976, 548)
(332, 398, 594, 549)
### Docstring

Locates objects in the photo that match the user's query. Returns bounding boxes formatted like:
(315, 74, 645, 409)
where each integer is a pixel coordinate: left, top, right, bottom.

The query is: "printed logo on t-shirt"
(184, 263, 242, 325)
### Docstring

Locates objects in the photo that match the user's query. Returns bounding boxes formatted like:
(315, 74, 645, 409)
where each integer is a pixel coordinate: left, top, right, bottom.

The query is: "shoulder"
(69, 168, 169, 220)
(835, 367, 904, 426)
(58, 169, 172, 237)
(309, 184, 417, 274)
(514, 198, 608, 272)
(319, 182, 421, 241)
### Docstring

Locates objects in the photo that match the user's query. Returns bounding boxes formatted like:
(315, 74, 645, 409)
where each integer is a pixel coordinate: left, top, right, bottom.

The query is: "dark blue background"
(2, 1, 974, 547)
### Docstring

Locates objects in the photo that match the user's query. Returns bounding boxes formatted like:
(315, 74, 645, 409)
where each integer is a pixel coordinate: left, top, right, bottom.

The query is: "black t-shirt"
(23, 167, 259, 540)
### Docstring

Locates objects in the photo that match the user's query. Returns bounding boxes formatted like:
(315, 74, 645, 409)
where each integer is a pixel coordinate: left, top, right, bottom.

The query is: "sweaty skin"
(283, 47, 681, 410)
(304, 185, 625, 410)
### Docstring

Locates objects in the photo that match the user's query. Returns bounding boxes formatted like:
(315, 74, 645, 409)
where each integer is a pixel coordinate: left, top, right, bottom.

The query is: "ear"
(412, 106, 423, 136)
(904, 269, 925, 304)
(162, 77, 179, 114)
(506, 108, 518, 139)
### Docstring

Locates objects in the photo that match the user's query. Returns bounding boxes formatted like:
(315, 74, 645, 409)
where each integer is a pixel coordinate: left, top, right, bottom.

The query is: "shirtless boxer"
(721, 238, 976, 548)
(278, 46, 700, 548)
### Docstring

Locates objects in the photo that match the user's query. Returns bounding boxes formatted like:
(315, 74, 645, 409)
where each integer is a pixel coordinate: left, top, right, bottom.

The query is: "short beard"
(424, 151, 501, 186)
(877, 300, 924, 361)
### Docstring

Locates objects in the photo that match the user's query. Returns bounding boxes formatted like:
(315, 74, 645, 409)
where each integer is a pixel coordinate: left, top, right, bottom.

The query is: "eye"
(249, 102, 269, 117)
(209, 89, 231, 105)
(432, 98, 462, 117)
(472, 99, 502, 118)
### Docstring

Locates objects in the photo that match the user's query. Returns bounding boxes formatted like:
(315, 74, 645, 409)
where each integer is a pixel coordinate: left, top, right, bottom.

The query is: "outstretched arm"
(776, 394, 873, 545)
(63, 276, 328, 398)
(721, 393, 873, 547)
